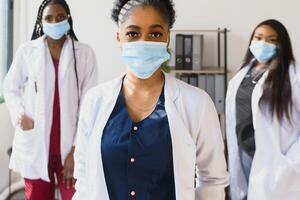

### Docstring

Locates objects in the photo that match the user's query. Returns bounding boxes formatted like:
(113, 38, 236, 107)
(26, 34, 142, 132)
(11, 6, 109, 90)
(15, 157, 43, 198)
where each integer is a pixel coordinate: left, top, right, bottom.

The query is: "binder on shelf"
(175, 34, 184, 69)
(179, 74, 189, 84)
(198, 75, 206, 91)
(183, 35, 193, 70)
(206, 75, 215, 102)
(192, 34, 204, 70)
(215, 75, 225, 114)
(188, 74, 198, 87)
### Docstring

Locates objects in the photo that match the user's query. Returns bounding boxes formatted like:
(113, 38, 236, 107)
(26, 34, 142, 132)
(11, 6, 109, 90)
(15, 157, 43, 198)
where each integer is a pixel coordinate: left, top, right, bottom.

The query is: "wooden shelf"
(170, 67, 226, 74)
(171, 29, 230, 33)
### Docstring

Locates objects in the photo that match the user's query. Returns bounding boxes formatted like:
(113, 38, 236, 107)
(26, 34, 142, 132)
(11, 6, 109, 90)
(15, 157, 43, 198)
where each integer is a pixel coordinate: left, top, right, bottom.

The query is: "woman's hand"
(62, 146, 76, 188)
(18, 113, 34, 131)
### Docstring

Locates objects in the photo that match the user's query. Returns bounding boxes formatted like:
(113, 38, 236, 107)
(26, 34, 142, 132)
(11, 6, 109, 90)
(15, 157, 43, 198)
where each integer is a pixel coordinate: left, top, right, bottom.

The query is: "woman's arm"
(195, 94, 229, 200)
(284, 65, 300, 166)
(72, 47, 98, 146)
(73, 91, 95, 199)
(3, 46, 28, 127)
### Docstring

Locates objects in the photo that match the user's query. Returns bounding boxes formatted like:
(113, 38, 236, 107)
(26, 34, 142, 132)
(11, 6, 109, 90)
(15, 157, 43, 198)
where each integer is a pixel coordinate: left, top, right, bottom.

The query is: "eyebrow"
(125, 25, 141, 30)
(43, 12, 67, 17)
(255, 33, 278, 37)
(125, 24, 165, 30)
(149, 24, 164, 30)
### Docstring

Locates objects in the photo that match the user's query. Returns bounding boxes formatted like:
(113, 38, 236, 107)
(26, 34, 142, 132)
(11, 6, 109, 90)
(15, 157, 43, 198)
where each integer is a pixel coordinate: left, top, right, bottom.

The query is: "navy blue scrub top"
(101, 87, 176, 200)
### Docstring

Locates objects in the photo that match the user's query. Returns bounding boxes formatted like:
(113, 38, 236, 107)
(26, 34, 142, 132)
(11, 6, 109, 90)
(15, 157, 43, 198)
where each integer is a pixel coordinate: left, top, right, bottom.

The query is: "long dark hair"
(242, 19, 295, 122)
(31, 0, 78, 41)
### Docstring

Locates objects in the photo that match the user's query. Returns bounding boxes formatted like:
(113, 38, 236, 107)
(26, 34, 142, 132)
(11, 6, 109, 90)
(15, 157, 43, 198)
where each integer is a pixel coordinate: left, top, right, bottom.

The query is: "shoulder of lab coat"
(74, 73, 228, 200)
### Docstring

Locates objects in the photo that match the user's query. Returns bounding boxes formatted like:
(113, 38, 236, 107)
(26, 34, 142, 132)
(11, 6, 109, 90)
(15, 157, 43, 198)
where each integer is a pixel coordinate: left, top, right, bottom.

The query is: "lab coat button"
(130, 191, 136, 196)
(130, 157, 135, 163)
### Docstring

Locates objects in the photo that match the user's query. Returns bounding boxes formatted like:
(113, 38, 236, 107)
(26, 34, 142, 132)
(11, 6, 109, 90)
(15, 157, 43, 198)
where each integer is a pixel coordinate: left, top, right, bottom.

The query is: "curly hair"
(111, 0, 176, 28)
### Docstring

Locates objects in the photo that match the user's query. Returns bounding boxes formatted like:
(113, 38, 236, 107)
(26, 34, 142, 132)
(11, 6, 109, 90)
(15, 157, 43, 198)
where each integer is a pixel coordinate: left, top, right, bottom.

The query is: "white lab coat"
(226, 63, 300, 200)
(73, 72, 229, 200)
(3, 35, 98, 182)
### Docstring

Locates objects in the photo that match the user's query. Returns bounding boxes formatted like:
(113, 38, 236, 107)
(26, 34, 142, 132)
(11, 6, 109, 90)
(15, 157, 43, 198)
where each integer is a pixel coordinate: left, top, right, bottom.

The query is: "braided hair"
(111, 0, 176, 28)
(31, 0, 78, 41)
(32, 0, 80, 109)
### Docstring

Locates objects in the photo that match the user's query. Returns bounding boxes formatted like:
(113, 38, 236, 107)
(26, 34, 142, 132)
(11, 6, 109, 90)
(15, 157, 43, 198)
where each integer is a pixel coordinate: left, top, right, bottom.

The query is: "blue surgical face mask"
(42, 19, 70, 40)
(249, 40, 277, 63)
(121, 41, 170, 79)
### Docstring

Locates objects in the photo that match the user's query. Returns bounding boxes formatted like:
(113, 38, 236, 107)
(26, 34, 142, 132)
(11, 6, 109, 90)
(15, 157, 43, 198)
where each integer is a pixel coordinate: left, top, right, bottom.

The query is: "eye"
(57, 15, 68, 22)
(43, 15, 53, 23)
(149, 32, 163, 38)
(253, 36, 262, 41)
(269, 39, 278, 43)
(126, 31, 140, 39)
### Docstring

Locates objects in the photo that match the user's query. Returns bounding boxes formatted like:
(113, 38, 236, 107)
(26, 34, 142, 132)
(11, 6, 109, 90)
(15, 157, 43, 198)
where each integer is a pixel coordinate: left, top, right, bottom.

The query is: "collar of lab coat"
(31, 34, 80, 50)
(35, 35, 79, 83)
(100, 71, 180, 103)
(28, 35, 80, 83)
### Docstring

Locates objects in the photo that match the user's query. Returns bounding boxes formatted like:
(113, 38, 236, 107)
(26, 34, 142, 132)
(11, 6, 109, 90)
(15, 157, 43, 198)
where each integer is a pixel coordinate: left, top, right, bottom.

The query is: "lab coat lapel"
(58, 37, 79, 86)
(251, 70, 280, 149)
(89, 76, 123, 199)
(164, 73, 196, 200)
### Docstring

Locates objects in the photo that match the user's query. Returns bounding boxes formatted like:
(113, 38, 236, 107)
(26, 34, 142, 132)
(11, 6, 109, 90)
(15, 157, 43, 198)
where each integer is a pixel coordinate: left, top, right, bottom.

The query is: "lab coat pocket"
(13, 127, 37, 161)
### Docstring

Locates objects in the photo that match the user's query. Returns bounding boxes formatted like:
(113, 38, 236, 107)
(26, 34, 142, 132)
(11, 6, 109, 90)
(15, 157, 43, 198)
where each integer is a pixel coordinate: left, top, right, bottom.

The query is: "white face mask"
(42, 19, 70, 40)
(121, 41, 170, 79)
(249, 40, 277, 63)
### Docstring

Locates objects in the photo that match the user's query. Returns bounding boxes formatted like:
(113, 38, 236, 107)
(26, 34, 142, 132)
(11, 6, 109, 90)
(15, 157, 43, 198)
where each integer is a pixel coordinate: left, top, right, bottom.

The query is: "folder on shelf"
(188, 74, 198, 87)
(179, 74, 189, 84)
(183, 35, 193, 70)
(192, 34, 204, 71)
(206, 75, 215, 102)
(198, 75, 206, 91)
(215, 75, 225, 114)
(175, 34, 184, 69)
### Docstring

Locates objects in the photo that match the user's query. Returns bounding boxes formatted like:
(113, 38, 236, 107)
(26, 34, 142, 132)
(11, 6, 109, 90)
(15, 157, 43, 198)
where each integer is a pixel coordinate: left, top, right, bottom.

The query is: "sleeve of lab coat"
(73, 47, 98, 146)
(284, 65, 300, 167)
(73, 91, 94, 199)
(267, 65, 300, 192)
(195, 94, 229, 200)
(3, 45, 27, 127)
(80, 47, 98, 100)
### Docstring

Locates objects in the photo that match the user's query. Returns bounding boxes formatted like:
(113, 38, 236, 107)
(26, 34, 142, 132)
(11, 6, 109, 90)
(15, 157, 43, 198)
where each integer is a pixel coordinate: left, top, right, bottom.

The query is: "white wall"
(16, 0, 300, 82)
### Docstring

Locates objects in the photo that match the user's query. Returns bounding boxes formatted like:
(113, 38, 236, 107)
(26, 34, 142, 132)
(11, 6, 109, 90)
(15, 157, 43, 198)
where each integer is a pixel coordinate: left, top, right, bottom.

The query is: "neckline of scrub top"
(119, 83, 165, 125)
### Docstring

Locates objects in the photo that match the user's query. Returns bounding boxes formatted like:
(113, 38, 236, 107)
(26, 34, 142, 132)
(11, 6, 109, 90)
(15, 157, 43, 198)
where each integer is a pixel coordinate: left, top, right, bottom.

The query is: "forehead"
(43, 3, 67, 16)
(121, 6, 168, 28)
(254, 25, 278, 37)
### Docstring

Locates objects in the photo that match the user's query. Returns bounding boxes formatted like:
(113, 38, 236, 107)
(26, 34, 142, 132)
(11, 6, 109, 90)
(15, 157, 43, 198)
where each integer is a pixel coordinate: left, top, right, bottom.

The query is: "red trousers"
(24, 155, 75, 200)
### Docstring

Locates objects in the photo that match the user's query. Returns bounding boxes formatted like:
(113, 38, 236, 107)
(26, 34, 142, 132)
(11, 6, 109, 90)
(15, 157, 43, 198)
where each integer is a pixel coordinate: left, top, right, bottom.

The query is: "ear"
(116, 31, 121, 48)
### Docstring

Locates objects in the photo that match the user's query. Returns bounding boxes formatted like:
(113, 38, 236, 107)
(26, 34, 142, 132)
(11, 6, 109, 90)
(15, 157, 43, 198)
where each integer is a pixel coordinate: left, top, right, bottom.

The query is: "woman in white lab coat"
(226, 19, 300, 200)
(3, 0, 97, 199)
(73, 0, 228, 200)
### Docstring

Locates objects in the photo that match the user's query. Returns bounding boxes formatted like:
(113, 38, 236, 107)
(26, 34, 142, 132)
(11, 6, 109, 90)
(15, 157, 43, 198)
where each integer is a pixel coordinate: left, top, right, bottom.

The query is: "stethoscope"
(245, 67, 266, 84)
